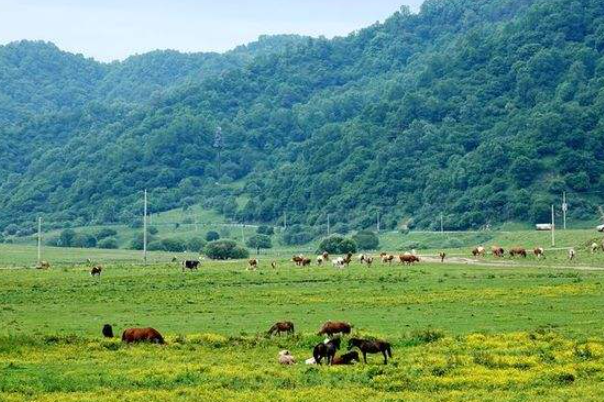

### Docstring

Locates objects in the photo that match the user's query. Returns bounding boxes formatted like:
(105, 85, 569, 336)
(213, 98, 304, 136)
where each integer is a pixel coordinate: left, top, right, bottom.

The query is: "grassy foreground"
(1, 261, 604, 401)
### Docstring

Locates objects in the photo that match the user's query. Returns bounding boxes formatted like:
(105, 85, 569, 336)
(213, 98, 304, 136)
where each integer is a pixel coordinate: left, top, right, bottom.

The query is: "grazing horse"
(343, 253, 353, 266)
(267, 321, 295, 336)
(439, 252, 446, 263)
(121, 327, 165, 344)
(248, 259, 258, 270)
(301, 258, 312, 267)
(38, 261, 51, 270)
(102, 324, 114, 338)
(399, 254, 420, 265)
(292, 255, 304, 266)
(491, 246, 505, 258)
(381, 254, 395, 264)
(348, 338, 393, 365)
(271, 261, 278, 269)
(313, 337, 341, 365)
(183, 260, 200, 271)
(365, 256, 374, 267)
(332, 257, 345, 269)
(534, 248, 545, 259)
(509, 248, 527, 258)
(317, 255, 324, 266)
(90, 266, 103, 277)
(322, 252, 330, 261)
(472, 246, 486, 257)
(591, 243, 599, 254)
(569, 248, 577, 261)
(318, 321, 352, 337)
(332, 351, 360, 365)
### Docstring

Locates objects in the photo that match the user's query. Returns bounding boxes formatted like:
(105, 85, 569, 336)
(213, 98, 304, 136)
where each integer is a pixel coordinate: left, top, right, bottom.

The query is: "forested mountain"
(1, 0, 604, 232)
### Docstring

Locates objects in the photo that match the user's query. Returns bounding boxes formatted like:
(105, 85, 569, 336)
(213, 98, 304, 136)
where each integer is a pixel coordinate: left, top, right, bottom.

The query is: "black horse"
(332, 351, 360, 365)
(348, 338, 392, 365)
(313, 337, 341, 365)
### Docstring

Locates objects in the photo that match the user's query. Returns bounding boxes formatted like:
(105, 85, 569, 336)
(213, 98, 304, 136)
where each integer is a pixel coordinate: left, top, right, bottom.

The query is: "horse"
(343, 253, 353, 266)
(399, 254, 420, 265)
(301, 258, 312, 267)
(348, 338, 392, 365)
(121, 327, 165, 344)
(313, 337, 341, 365)
(90, 266, 103, 277)
(491, 246, 505, 258)
(292, 255, 304, 266)
(591, 243, 599, 254)
(248, 259, 258, 270)
(439, 252, 446, 263)
(534, 247, 545, 259)
(331, 351, 360, 365)
(365, 256, 374, 267)
(183, 260, 200, 271)
(38, 261, 51, 270)
(381, 254, 395, 264)
(271, 261, 278, 269)
(509, 247, 527, 258)
(278, 350, 296, 365)
(267, 321, 295, 336)
(332, 257, 345, 269)
(317, 255, 325, 266)
(318, 321, 352, 337)
(472, 246, 486, 257)
(569, 248, 577, 261)
(102, 324, 114, 338)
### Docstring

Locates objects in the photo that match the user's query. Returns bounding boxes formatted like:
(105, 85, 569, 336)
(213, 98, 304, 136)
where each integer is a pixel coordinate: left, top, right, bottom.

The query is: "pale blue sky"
(0, 0, 424, 62)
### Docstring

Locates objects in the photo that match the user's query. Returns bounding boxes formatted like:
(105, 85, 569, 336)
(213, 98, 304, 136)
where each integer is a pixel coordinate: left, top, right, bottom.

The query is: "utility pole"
(214, 127, 224, 178)
(562, 192, 567, 230)
(143, 189, 148, 265)
(440, 213, 444, 235)
(283, 211, 287, 230)
(37, 216, 42, 266)
(241, 222, 246, 244)
(327, 214, 331, 236)
(551, 205, 555, 247)
(376, 211, 380, 233)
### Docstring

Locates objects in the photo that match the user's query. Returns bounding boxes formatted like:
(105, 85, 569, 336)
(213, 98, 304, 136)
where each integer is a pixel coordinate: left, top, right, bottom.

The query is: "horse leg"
(363, 351, 367, 364)
(382, 350, 388, 365)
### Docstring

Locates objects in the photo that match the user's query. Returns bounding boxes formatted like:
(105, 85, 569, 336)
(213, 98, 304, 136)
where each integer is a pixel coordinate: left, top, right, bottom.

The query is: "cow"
(301, 258, 312, 267)
(90, 266, 103, 277)
(183, 260, 200, 271)
(278, 350, 296, 365)
(365, 256, 374, 267)
(292, 255, 304, 266)
(399, 254, 420, 265)
(332, 257, 345, 269)
(37, 261, 51, 270)
(533, 248, 545, 259)
(318, 321, 353, 337)
(509, 248, 527, 258)
(342, 253, 353, 267)
(121, 327, 165, 344)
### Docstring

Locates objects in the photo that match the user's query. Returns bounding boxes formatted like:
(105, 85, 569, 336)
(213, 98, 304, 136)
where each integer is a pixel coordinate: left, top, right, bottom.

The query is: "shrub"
(206, 231, 220, 242)
(129, 234, 157, 250)
(352, 230, 380, 250)
(205, 240, 249, 260)
(96, 228, 118, 240)
(246, 234, 272, 253)
(187, 237, 206, 253)
(282, 225, 314, 246)
(148, 227, 159, 235)
(318, 235, 357, 254)
(59, 229, 77, 247)
(71, 234, 97, 248)
(256, 225, 275, 236)
(147, 241, 166, 251)
(98, 237, 119, 249)
(3, 224, 19, 236)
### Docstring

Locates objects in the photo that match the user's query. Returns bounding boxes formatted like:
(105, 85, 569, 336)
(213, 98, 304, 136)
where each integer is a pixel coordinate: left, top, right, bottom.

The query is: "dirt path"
(420, 255, 604, 271)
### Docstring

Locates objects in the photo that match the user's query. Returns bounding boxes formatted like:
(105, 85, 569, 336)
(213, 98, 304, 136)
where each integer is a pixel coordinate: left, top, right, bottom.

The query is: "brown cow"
(121, 327, 165, 344)
(399, 254, 420, 265)
(509, 247, 527, 258)
(318, 321, 353, 337)
(267, 321, 295, 336)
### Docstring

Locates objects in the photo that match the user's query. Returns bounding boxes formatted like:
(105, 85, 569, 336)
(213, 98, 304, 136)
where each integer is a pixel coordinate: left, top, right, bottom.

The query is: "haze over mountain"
(1, 0, 603, 234)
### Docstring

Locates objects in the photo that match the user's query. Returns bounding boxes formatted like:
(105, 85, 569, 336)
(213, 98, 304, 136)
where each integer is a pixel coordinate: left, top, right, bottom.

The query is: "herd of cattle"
(102, 320, 391, 366)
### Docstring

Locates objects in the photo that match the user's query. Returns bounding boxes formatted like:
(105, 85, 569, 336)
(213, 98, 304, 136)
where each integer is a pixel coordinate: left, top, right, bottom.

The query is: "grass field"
(1, 257, 604, 401)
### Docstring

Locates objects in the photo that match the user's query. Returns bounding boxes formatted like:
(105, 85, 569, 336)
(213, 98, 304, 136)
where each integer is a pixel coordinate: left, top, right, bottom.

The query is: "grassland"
(1, 257, 604, 401)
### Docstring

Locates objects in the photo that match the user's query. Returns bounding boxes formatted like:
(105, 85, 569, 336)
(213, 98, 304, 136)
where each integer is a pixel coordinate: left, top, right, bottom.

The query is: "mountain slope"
(1, 0, 604, 232)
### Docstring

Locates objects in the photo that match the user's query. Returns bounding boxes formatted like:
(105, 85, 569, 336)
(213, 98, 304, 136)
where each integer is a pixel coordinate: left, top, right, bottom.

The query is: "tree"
(160, 237, 187, 252)
(96, 228, 118, 240)
(318, 235, 357, 254)
(352, 230, 380, 250)
(256, 225, 275, 235)
(246, 234, 273, 254)
(59, 229, 77, 247)
(206, 231, 220, 242)
(187, 237, 206, 253)
(205, 240, 249, 260)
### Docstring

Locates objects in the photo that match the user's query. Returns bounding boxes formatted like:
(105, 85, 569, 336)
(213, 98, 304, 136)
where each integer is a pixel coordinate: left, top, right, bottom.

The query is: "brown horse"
(121, 327, 165, 344)
(332, 351, 360, 365)
(348, 338, 392, 365)
(491, 246, 505, 258)
(267, 321, 295, 336)
(318, 321, 353, 337)
(313, 337, 341, 365)
(399, 254, 420, 265)
(509, 247, 527, 258)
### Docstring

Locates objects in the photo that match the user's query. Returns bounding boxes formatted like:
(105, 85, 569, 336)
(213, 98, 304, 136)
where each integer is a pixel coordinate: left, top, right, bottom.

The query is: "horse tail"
(386, 344, 393, 358)
(267, 325, 276, 335)
(290, 323, 295, 333)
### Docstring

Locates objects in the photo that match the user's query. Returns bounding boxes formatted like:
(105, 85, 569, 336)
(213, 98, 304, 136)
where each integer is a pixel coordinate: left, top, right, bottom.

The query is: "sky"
(0, 0, 424, 62)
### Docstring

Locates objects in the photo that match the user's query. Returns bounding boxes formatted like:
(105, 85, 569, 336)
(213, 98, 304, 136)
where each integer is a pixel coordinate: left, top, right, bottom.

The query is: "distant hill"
(1, 0, 603, 233)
